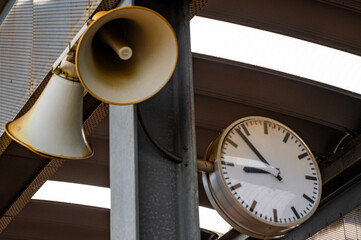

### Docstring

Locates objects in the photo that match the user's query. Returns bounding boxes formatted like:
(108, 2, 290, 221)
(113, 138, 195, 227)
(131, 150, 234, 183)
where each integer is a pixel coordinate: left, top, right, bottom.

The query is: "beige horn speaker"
(5, 55, 93, 160)
(76, 6, 178, 105)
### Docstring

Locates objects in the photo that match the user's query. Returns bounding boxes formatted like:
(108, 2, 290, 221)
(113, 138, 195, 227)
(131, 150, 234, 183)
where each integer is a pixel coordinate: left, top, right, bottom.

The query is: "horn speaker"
(5, 74, 93, 160)
(76, 6, 178, 104)
(5, 6, 178, 160)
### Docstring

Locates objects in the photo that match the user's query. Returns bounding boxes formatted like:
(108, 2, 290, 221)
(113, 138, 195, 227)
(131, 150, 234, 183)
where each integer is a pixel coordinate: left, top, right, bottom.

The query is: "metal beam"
(198, 0, 361, 56)
(321, 134, 361, 185)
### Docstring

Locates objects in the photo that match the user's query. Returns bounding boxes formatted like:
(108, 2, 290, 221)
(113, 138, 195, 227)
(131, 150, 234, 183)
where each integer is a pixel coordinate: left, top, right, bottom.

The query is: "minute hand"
(236, 128, 270, 165)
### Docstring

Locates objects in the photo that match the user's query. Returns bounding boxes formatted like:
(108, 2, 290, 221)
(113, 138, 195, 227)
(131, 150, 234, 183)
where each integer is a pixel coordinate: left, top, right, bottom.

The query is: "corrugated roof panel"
(344, 208, 361, 239)
(0, 0, 33, 134)
(0, 0, 102, 136)
(308, 205, 361, 239)
(308, 219, 345, 239)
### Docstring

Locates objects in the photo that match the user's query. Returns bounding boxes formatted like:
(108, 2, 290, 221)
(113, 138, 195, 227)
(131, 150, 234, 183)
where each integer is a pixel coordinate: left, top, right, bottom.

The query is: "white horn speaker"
(5, 70, 93, 160)
(76, 6, 178, 104)
(4, 6, 177, 160)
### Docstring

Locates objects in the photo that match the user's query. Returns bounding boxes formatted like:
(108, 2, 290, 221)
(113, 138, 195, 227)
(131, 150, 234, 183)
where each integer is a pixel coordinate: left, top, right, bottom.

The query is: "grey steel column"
(109, 2, 137, 240)
(135, 0, 200, 239)
(110, 0, 198, 239)
(110, 105, 139, 240)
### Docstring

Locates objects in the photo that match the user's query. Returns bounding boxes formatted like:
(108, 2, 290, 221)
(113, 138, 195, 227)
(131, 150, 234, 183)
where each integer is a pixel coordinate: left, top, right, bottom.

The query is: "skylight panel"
(32, 180, 231, 234)
(32, 180, 111, 208)
(190, 16, 361, 95)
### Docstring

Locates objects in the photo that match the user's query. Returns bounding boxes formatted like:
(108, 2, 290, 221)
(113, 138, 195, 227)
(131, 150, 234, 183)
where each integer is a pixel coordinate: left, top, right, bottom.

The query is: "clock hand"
(236, 128, 270, 166)
(243, 166, 282, 181)
(225, 156, 282, 180)
(235, 128, 282, 180)
(243, 166, 268, 174)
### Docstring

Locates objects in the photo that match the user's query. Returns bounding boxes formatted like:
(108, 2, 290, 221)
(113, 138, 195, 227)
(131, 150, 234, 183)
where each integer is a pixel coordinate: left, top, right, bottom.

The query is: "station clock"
(202, 116, 322, 238)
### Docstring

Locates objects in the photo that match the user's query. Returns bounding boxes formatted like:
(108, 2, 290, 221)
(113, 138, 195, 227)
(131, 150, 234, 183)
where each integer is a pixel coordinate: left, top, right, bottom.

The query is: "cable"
(137, 105, 183, 163)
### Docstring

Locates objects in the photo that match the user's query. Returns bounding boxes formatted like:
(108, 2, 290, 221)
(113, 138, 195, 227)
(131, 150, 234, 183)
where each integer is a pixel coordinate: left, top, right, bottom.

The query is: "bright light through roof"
(199, 206, 231, 234)
(190, 16, 361, 94)
(32, 180, 111, 208)
(32, 181, 231, 234)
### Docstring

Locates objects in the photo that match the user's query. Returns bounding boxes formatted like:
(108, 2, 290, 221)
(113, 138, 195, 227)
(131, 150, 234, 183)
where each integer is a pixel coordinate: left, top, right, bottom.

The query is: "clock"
(202, 116, 322, 239)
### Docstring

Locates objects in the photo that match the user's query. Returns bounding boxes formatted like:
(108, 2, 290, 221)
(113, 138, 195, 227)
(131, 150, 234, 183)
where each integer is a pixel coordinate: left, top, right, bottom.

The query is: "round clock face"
(202, 116, 322, 238)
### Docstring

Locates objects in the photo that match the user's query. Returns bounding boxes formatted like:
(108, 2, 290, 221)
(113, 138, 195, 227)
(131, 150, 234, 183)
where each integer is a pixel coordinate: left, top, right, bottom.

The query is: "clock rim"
(211, 116, 322, 230)
(202, 171, 288, 239)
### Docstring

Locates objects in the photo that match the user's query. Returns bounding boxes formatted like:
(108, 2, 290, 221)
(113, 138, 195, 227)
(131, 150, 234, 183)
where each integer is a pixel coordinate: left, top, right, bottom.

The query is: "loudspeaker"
(5, 74, 93, 160)
(76, 6, 178, 105)
(5, 6, 178, 160)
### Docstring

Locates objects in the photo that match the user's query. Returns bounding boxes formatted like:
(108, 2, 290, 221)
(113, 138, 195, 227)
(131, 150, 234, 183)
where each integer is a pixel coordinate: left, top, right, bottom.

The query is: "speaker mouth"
(5, 122, 94, 160)
(76, 6, 179, 105)
(4, 74, 94, 161)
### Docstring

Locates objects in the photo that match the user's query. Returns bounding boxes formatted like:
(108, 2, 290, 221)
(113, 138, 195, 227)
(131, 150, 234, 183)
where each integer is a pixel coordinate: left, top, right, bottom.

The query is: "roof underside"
(1, 0, 361, 239)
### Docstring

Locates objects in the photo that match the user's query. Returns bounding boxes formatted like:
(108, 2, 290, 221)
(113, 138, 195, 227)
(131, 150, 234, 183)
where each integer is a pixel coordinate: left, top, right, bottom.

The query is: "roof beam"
(199, 0, 361, 56)
(321, 134, 361, 185)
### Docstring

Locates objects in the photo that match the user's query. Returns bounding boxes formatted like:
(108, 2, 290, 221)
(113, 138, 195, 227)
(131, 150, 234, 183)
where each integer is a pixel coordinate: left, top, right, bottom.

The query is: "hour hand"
(243, 166, 282, 181)
(243, 167, 269, 174)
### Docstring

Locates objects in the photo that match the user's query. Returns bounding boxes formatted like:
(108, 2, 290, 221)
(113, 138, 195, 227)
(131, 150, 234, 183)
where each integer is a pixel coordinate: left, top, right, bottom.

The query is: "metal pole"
(134, 0, 200, 239)
(108, 2, 138, 239)
(109, 105, 138, 240)
(109, 1, 198, 239)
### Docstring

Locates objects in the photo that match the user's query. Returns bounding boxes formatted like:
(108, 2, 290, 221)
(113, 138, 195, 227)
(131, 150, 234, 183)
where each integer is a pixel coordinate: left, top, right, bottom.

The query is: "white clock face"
(218, 117, 321, 226)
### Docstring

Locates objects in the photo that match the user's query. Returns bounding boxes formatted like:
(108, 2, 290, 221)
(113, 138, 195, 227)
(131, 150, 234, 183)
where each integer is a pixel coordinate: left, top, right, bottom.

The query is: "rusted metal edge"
(0, 102, 109, 233)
